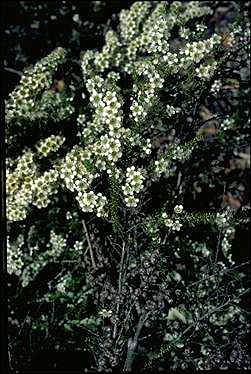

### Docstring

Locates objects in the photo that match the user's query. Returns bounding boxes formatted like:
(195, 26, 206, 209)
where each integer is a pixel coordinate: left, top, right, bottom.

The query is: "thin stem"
(113, 241, 126, 340)
(215, 183, 226, 263)
(188, 260, 250, 288)
(82, 220, 97, 270)
(4, 66, 23, 77)
(123, 311, 150, 372)
(115, 299, 136, 349)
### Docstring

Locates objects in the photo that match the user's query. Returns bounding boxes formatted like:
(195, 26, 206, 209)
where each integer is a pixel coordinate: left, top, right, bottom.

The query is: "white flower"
(164, 218, 173, 227)
(173, 220, 182, 231)
(174, 205, 183, 214)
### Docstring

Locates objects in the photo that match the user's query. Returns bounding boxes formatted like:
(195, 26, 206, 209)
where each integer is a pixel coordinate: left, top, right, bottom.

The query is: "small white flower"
(173, 220, 182, 231)
(164, 218, 173, 227)
(174, 205, 183, 214)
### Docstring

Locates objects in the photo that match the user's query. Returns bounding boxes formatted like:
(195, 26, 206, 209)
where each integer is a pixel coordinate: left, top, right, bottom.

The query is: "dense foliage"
(5, 1, 250, 372)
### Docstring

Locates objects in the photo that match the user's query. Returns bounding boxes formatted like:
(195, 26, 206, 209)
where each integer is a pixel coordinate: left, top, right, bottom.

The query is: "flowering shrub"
(6, 1, 250, 372)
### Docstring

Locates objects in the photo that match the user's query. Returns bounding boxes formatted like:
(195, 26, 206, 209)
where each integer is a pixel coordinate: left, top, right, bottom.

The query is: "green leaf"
(167, 307, 187, 324)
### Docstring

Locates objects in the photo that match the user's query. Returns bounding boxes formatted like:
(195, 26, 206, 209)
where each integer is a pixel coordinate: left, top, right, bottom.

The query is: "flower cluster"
(7, 141, 63, 220)
(122, 166, 145, 207)
(210, 79, 222, 94)
(162, 216, 183, 231)
(58, 146, 109, 216)
(221, 227, 235, 265)
(190, 241, 211, 259)
(131, 3, 170, 57)
(73, 240, 85, 251)
(153, 158, 176, 180)
(6, 47, 66, 122)
(46, 230, 67, 257)
(180, 23, 206, 41)
(98, 309, 113, 318)
(180, 27, 190, 40)
(220, 117, 235, 131)
(196, 61, 218, 80)
(31, 169, 59, 209)
(76, 113, 86, 133)
(179, 35, 222, 67)
(35, 134, 65, 158)
(7, 0, 243, 225)
(81, 75, 132, 167)
(162, 205, 184, 231)
(126, 61, 164, 124)
(196, 24, 207, 33)
(77, 191, 108, 217)
(130, 100, 148, 124)
(81, 50, 96, 78)
(119, 2, 151, 44)
(94, 30, 122, 72)
(215, 208, 234, 228)
(176, 1, 213, 22)
(172, 145, 194, 161)
(39, 89, 75, 122)
(56, 273, 71, 294)
(20, 230, 67, 287)
(162, 52, 179, 72)
(122, 1, 212, 63)
(141, 138, 152, 156)
(240, 20, 250, 43)
(59, 146, 97, 192)
(97, 135, 122, 162)
(7, 235, 25, 276)
(76, 1, 226, 219)
(7, 150, 37, 221)
(166, 105, 181, 117)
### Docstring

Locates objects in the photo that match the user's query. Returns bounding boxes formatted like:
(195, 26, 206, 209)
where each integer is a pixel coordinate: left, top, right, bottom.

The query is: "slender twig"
(115, 299, 136, 349)
(215, 220, 223, 263)
(51, 301, 55, 324)
(162, 233, 168, 245)
(4, 66, 23, 77)
(47, 260, 83, 263)
(8, 312, 30, 345)
(123, 311, 150, 372)
(215, 183, 226, 263)
(187, 288, 250, 343)
(107, 235, 122, 257)
(144, 287, 250, 371)
(82, 220, 97, 270)
(191, 88, 205, 128)
(126, 222, 145, 235)
(8, 343, 13, 371)
(188, 260, 251, 288)
(78, 324, 99, 338)
(176, 170, 183, 195)
(113, 241, 126, 339)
